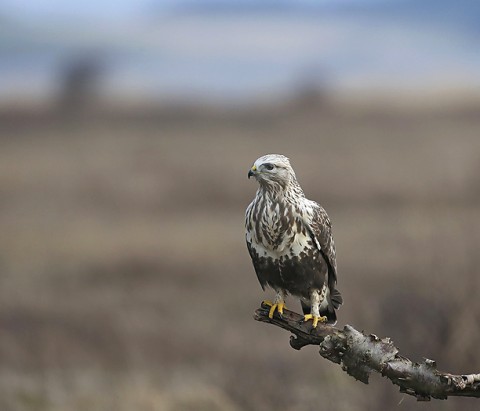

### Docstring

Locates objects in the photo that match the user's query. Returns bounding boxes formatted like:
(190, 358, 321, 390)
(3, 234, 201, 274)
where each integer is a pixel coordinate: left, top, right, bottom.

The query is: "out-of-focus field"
(1, 102, 479, 411)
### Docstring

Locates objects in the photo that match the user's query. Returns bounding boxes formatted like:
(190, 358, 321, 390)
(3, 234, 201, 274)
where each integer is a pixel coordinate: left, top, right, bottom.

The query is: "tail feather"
(330, 288, 343, 309)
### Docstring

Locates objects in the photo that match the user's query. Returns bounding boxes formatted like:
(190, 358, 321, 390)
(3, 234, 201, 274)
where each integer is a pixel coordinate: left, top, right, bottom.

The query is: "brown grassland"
(0, 101, 479, 410)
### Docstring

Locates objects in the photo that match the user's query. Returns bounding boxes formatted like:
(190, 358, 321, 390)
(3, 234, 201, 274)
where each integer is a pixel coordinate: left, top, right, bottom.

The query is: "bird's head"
(248, 154, 297, 188)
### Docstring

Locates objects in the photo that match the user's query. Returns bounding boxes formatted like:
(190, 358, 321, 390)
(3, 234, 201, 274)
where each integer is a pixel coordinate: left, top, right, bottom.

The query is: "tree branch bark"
(253, 302, 480, 401)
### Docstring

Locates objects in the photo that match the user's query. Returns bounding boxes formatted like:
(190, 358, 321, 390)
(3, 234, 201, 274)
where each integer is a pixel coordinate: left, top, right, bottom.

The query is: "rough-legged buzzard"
(246, 154, 342, 327)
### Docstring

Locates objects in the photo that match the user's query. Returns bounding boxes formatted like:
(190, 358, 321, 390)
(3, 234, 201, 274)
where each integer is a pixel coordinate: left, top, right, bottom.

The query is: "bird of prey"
(245, 154, 342, 327)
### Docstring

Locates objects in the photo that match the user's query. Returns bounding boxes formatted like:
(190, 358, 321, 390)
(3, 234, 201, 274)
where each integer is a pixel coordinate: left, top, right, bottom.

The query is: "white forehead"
(254, 154, 291, 168)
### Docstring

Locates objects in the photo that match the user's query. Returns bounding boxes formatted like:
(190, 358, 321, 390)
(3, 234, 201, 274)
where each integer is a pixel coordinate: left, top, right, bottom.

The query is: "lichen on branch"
(254, 303, 480, 401)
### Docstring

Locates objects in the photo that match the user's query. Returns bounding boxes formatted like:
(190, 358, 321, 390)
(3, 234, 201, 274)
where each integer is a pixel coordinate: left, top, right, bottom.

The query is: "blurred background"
(1, 0, 480, 410)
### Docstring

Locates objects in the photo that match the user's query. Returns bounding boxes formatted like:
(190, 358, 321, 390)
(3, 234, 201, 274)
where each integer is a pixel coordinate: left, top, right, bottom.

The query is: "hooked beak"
(248, 165, 256, 179)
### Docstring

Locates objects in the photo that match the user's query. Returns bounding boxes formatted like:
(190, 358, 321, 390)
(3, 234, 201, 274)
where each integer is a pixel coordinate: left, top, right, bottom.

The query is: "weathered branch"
(254, 303, 480, 401)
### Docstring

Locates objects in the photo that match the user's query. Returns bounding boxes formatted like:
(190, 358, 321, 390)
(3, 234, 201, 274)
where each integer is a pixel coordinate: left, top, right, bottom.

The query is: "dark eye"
(264, 163, 275, 171)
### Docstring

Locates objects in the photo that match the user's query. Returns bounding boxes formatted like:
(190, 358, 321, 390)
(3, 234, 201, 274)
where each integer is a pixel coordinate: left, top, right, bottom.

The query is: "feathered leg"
(303, 286, 327, 328)
(263, 290, 287, 319)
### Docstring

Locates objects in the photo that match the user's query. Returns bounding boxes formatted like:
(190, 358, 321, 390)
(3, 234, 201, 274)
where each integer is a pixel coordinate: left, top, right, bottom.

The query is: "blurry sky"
(1, 0, 480, 105)
(1, 0, 385, 20)
(1, 0, 149, 21)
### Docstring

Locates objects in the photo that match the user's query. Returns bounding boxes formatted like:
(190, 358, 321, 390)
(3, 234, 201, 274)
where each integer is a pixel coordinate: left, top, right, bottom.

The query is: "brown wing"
(304, 202, 338, 290)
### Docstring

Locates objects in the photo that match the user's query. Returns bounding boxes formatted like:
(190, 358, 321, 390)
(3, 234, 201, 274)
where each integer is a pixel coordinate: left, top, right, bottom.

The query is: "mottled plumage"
(245, 154, 342, 326)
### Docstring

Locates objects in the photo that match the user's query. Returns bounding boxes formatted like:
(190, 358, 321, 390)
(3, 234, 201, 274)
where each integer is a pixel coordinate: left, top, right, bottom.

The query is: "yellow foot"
(262, 300, 287, 319)
(303, 314, 327, 328)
